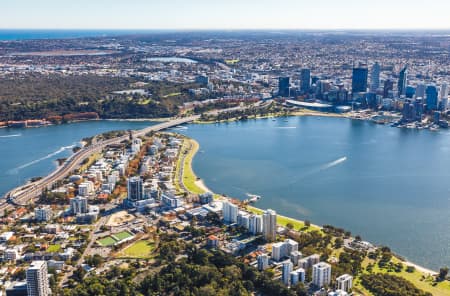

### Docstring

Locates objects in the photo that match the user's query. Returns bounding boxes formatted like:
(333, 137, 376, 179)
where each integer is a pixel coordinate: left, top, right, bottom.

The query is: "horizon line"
(1, 27, 450, 31)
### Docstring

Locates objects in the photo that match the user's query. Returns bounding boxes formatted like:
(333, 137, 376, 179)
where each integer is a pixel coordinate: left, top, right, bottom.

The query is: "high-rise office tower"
(370, 62, 380, 92)
(415, 81, 426, 98)
(426, 84, 439, 111)
(127, 176, 144, 201)
(278, 77, 291, 97)
(27, 261, 50, 296)
(263, 209, 277, 242)
(312, 262, 332, 288)
(222, 200, 238, 223)
(383, 79, 394, 98)
(398, 66, 408, 96)
(300, 69, 311, 93)
(440, 82, 448, 100)
(352, 67, 368, 93)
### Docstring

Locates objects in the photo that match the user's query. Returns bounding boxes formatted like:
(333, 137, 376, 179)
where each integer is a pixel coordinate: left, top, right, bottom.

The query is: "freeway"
(0, 115, 199, 216)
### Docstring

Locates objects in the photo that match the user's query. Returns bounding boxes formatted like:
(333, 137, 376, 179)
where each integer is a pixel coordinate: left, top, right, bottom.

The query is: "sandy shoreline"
(183, 135, 438, 275)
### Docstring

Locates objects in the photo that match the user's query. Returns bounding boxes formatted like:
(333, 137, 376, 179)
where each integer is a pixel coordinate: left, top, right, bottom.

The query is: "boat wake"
(287, 156, 348, 186)
(0, 133, 22, 138)
(275, 126, 297, 129)
(320, 157, 347, 171)
(11, 144, 76, 172)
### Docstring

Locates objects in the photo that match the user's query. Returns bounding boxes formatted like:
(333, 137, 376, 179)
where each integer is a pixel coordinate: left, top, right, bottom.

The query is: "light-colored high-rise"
(370, 62, 380, 92)
(336, 274, 353, 292)
(257, 254, 269, 271)
(263, 209, 277, 242)
(249, 214, 263, 234)
(440, 82, 448, 100)
(290, 268, 305, 285)
(222, 200, 238, 223)
(26, 261, 50, 296)
(70, 196, 88, 215)
(312, 262, 331, 288)
(282, 261, 293, 285)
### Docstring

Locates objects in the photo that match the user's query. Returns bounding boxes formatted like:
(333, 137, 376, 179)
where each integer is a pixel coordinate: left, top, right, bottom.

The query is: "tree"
(304, 220, 311, 227)
(438, 267, 449, 281)
(286, 222, 294, 230)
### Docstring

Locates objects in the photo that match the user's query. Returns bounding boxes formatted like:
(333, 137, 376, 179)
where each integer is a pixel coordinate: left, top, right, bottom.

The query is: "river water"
(1, 116, 449, 270)
(179, 116, 450, 270)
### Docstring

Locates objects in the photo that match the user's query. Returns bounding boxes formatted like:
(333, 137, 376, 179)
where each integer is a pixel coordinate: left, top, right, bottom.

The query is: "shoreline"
(182, 135, 439, 275)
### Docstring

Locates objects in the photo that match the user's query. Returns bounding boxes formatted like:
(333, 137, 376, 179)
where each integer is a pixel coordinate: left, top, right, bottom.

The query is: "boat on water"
(245, 193, 261, 203)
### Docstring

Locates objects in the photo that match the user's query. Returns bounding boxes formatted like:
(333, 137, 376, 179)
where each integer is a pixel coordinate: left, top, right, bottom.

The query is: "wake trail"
(0, 133, 22, 138)
(13, 144, 76, 171)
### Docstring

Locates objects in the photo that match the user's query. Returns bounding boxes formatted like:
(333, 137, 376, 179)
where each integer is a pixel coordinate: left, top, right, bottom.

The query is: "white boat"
(245, 193, 261, 203)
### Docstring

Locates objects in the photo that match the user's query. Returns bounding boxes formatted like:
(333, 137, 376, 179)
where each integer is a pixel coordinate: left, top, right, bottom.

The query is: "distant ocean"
(0, 29, 164, 41)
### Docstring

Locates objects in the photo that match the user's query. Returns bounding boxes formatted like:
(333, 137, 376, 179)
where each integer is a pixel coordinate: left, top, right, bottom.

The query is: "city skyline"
(1, 0, 450, 30)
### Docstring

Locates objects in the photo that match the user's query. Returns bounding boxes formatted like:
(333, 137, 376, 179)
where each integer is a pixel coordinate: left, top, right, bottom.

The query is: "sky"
(1, 0, 450, 30)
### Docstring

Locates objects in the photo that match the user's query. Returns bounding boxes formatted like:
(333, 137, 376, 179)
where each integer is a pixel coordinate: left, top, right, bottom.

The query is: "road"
(0, 115, 199, 216)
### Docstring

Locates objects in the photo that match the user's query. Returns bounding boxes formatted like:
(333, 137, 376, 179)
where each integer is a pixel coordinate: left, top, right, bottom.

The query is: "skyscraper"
(70, 196, 88, 215)
(426, 84, 439, 111)
(441, 82, 449, 100)
(282, 261, 293, 285)
(300, 69, 311, 93)
(352, 67, 368, 93)
(370, 62, 380, 92)
(263, 209, 277, 242)
(312, 262, 332, 288)
(415, 81, 426, 98)
(222, 200, 238, 223)
(26, 261, 50, 296)
(257, 254, 269, 271)
(127, 176, 144, 201)
(383, 79, 394, 98)
(398, 66, 408, 96)
(249, 214, 263, 234)
(278, 77, 291, 97)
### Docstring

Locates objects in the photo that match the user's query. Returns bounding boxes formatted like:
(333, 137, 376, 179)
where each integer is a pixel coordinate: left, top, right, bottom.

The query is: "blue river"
(1, 116, 449, 270)
(179, 116, 450, 270)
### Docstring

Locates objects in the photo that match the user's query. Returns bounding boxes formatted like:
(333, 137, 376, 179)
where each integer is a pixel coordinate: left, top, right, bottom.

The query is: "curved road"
(0, 115, 199, 216)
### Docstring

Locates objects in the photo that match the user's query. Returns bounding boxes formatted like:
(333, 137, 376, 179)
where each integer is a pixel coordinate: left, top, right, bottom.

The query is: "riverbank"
(177, 134, 450, 295)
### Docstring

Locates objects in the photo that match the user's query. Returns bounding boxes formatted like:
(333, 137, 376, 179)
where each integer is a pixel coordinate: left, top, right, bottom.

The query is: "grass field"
(47, 244, 61, 252)
(179, 138, 206, 194)
(98, 236, 117, 247)
(355, 256, 450, 296)
(247, 206, 321, 233)
(118, 240, 155, 259)
(113, 230, 134, 241)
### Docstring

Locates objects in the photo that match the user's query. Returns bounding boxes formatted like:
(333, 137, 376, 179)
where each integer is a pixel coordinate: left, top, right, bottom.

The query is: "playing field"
(97, 231, 135, 247)
(112, 230, 134, 241)
(97, 236, 117, 247)
(119, 240, 155, 258)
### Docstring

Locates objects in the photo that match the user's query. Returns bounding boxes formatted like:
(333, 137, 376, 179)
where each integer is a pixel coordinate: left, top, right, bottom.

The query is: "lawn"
(113, 230, 134, 241)
(119, 240, 155, 259)
(357, 256, 450, 296)
(47, 244, 61, 252)
(97, 236, 117, 247)
(176, 138, 205, 195)
(247, 206, 321, 233)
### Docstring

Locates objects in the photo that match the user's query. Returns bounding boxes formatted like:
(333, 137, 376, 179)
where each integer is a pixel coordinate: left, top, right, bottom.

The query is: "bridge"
(0, 115, 199, 215)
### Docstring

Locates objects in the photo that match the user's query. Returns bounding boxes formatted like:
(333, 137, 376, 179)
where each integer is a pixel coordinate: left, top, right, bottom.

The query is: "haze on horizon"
(1, 0, 450, 31)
